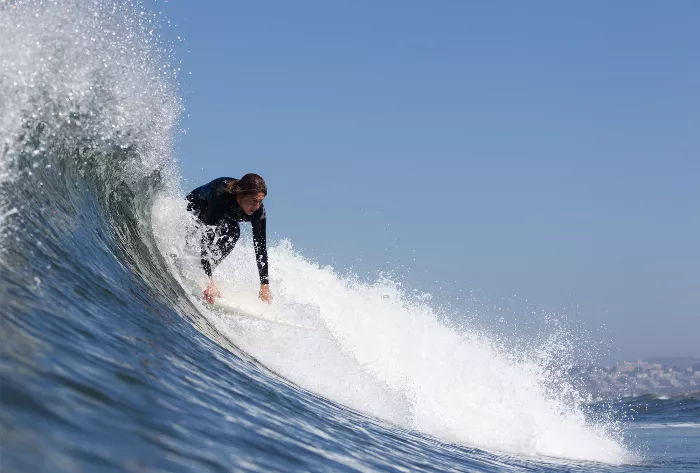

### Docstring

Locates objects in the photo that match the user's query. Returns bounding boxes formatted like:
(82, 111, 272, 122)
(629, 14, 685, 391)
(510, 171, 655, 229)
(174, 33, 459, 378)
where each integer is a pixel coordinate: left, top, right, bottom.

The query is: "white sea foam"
(152, 195, 631, 464)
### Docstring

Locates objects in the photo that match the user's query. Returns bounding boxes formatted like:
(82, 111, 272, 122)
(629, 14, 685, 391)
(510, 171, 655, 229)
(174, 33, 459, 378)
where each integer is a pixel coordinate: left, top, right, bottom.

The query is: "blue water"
(1, 1, 698, 472)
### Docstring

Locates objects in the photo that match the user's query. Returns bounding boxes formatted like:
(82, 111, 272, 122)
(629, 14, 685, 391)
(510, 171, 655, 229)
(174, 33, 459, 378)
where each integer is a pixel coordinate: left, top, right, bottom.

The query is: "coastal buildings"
(576, 360, 700, 397)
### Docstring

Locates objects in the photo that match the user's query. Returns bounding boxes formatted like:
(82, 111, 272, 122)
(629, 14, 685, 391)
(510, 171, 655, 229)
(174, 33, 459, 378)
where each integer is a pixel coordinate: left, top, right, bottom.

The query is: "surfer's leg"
(200, 227, 215, 277)
(214, 221, 241, 264)
(201, 221, 240, 276)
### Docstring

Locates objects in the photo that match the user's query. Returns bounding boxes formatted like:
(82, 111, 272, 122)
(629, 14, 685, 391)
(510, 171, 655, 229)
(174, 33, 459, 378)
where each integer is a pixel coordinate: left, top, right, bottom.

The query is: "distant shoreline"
(573, 358, 700, 398)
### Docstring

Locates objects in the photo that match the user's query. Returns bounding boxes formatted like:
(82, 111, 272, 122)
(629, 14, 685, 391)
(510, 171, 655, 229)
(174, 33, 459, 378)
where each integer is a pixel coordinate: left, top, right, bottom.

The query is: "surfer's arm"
(200, 229, 214, 278)
(251, 211, 269, 286)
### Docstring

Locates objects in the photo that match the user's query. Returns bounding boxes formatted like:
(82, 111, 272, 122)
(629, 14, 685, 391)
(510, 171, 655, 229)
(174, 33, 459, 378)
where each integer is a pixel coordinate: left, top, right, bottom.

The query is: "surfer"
(185, 174, 271, 304)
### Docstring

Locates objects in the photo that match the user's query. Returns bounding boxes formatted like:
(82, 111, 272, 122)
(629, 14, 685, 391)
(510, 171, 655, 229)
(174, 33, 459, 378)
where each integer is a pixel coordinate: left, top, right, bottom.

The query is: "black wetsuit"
(185, 177, 268, 285)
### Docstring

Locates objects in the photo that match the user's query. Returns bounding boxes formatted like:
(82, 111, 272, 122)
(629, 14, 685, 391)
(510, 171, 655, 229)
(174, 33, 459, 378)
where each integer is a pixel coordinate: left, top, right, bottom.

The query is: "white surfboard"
(212, 297, 318, 331)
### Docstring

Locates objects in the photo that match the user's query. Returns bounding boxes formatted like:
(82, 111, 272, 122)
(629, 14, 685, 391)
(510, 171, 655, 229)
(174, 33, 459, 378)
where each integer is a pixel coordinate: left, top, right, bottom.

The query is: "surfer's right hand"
(203, 281, 220, 304)
(258, 284, 272, 304)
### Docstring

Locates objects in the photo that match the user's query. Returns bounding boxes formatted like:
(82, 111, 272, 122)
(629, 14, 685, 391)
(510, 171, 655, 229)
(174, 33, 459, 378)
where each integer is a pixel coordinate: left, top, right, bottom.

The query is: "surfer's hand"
(203, 281, 220, 304)
(259, 284, 272, 304)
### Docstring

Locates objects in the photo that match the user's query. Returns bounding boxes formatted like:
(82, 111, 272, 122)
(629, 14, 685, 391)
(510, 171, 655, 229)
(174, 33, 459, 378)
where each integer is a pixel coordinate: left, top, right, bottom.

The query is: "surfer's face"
(237, 192, 265, 215)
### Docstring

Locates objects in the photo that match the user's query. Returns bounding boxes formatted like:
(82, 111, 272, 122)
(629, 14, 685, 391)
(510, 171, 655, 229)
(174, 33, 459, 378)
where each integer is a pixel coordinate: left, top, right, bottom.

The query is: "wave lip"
(0, 0, 181, 189)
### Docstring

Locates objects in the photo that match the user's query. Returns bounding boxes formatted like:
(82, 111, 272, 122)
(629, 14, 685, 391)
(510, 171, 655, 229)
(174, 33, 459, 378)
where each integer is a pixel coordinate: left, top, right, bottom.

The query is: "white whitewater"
(152, 195, 630, 463)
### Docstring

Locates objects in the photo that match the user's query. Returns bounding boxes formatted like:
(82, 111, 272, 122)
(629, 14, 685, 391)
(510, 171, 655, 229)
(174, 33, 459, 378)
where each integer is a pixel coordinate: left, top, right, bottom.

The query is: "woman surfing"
(185, 173, 271, 304)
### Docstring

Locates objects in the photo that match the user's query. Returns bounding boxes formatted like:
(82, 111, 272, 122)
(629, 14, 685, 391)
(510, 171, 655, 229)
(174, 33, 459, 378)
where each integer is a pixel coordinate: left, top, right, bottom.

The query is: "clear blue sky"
(155, 1, 699, 363)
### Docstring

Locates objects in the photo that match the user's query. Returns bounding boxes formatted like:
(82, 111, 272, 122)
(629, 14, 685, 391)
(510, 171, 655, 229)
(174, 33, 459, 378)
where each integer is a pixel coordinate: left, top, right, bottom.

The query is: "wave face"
(5, 1, 693, 472)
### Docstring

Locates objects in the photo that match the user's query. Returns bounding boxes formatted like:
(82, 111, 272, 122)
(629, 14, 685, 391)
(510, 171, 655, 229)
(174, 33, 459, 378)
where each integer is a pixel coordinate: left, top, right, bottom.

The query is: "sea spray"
(0, 0, 180, 190)
(0, 0, 181, 261)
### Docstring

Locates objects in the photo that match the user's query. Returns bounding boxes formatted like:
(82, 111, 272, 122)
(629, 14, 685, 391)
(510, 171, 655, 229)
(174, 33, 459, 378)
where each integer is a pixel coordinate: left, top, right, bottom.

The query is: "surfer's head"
(233, 173, 267, 215)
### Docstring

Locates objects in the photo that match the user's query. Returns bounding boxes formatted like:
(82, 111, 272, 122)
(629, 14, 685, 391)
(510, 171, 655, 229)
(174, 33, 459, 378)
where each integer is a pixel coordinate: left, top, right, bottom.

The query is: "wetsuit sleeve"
(251, 207, 269, 285)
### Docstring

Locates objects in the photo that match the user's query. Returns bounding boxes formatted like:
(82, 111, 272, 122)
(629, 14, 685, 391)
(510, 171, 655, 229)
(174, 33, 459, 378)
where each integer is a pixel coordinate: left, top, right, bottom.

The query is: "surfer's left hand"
(203, 280, 220, 304)
(259, 284, 272, 304)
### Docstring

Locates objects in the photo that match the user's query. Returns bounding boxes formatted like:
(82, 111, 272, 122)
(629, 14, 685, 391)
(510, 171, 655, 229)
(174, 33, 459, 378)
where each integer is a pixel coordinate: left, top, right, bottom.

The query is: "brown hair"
(232, 173, 267, 196)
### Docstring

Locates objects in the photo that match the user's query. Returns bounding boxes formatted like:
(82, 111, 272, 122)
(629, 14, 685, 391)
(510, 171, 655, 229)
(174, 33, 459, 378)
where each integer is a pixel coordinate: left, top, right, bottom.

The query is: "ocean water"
(1, 1, 698, 472)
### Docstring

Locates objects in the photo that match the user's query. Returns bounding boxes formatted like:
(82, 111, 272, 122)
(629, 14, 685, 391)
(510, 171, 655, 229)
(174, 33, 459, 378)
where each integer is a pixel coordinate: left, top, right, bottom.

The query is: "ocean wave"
(1, 0, 638, 470)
